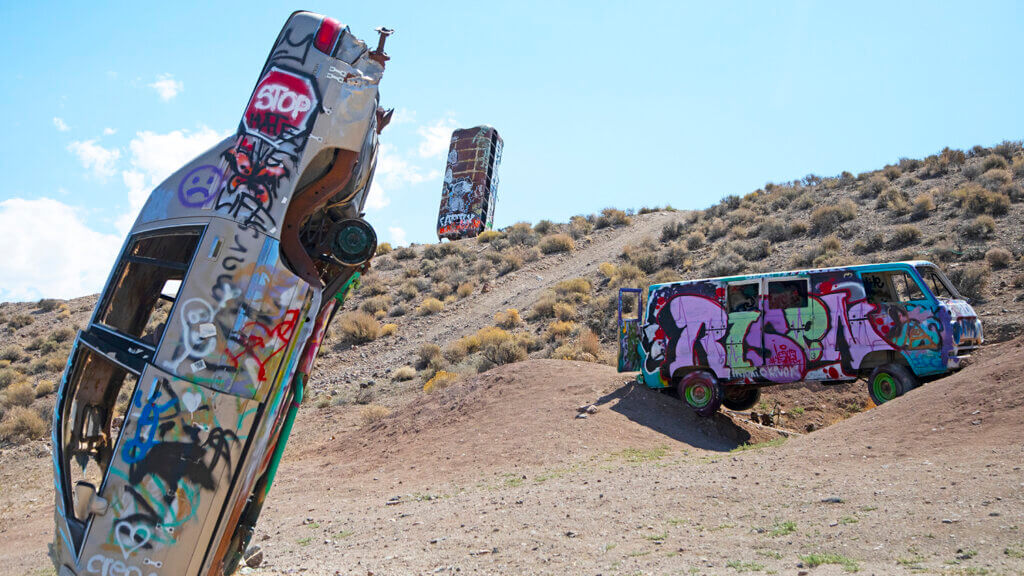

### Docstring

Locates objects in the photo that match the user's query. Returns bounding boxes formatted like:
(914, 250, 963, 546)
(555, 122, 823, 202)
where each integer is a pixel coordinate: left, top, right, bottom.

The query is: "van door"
(617, 288, 643, 372)
(762, 277, 812, 382)
(861, 268, 944, 374)
(725, 280, 763, 380)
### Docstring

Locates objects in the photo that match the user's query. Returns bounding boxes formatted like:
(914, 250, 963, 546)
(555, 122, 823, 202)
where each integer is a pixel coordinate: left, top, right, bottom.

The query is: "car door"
(762, 277, 812, 382)
(725, 280, 763, 380)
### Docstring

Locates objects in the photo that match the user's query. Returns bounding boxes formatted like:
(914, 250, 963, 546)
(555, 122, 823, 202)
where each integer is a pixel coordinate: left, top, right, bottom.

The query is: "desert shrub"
(360, 276, 390, 296)
(579, 329, 601, 358)
(993, 140, 1022, 160)
(538, 233, 575, 254)
(431, 282, 453, 299)
(0, 368, 19, 389)
(533, 219, 556, 235)
(388, 303, 408, 318)
(706, 219, 728, 240)
(392, 366, 416, 381)
(985, 247, 1013, 269)
(661, 242, 689, 269)
(685, 231, 705, 250)
(398, 281, 419, 301)
(598, 262, 617, 279)
(4, 380, 36, 408)
(7, 314, 33, 329)
(953, 184, 1010, 215)
(505, 222, 538, 247)
(417, 343, 443, 369)
(738, 239, 771, 261)
(547, 321, 575, 341)
(26, 337, 46, 352)
(982, 155, 1009, 171)
(552, 302, 576, 321)
(0, 407, 47, 443)
(948, 265, 988, 301)
(727, 207, 756, 226)
(29, 354, 65, 375)
(1, 347, 23, 363)
(980, 168, 1012, 192)
(380, 323, 398, 337)
(860, 175, 888, 198)
(961, 215, 996, 240)
(360, 295, 391, 315)
(911, 193, 935, 220)
(554, 278, 591, 303)
(359, 404, 391, 426)
(477, 230, 501, 243)
(810, 200, 857, 234)
(728, 225, 748, 239)
(569, 215, 593, 239)
(456, 282, 475, 299)
(876, 187, 909, 214)
(424, 370, 460, 394)
(335, 312, 381, 344)
(758, 217, 788, 242)
(1011, 273, 1024, 288)
(622, 239, 660, 274)
(852, 232, 884, 254)
(442, 338, 472, 364)
(649, 269, 681, 284)
(494, 308, 523, 329)
(375, 243, 392, 256)
(34, 380, 55, 397)
(794, 236, 841, 267)
(482, 339, 527, 367)
(883, 165, 902, 180)
(392, 246, 417, 260)
(497, 253, 524, 276)
(660, 220, 687, 243)
(594, 208, 632, 229)
(888, 225, 922, 248)
(704, 248, 746, 277)
(36, 298, 62, 312)
(610, 263, 645, 289)
(417, 297, 445, 315)
(530, 294, 557, 319)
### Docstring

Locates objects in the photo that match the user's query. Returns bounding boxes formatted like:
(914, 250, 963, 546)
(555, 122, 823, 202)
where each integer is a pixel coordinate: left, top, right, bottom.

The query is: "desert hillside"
(1, 142, 1024, 574)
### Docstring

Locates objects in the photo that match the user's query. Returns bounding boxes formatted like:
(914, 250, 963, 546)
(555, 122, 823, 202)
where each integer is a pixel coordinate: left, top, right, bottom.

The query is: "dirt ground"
(4, 337, 1023, 575)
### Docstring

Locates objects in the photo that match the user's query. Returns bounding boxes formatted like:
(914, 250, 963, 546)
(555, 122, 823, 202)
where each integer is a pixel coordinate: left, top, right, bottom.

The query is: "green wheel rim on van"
(871, 373, 898, 402)
(685, 382, 712, 408)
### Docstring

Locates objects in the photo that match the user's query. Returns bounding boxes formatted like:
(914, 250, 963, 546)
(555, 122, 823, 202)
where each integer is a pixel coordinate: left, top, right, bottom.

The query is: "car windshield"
(916, 265, 960, 299)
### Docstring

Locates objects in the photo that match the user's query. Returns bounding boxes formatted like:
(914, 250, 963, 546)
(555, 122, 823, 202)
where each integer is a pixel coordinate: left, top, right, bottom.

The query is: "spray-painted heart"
(182, 390, 202, 414)
(115, 520, 152, 559)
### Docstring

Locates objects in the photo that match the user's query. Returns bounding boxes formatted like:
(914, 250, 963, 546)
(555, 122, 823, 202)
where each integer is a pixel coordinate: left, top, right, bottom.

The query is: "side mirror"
(73, 482, 109, 519)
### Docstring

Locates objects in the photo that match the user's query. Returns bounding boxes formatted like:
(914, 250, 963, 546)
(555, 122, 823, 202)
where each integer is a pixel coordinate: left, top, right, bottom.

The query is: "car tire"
(722, 387, 761, 411)
(866, 364, 917, 406)
(677, 371, 723, 417)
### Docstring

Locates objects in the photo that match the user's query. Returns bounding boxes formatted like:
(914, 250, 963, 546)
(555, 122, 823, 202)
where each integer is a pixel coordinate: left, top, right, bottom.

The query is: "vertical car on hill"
(50, 12, 393, 576)
(437, 125, 503, 240)
(617, 261, 983, 416)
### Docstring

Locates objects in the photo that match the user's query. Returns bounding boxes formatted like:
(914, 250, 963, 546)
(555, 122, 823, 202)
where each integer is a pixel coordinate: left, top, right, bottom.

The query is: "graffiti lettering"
(86, 554, 156, 576)
(253, 83, 312, 120)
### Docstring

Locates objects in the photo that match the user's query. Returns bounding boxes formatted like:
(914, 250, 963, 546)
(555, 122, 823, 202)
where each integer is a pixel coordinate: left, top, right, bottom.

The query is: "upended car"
(50, 12, 393, 576)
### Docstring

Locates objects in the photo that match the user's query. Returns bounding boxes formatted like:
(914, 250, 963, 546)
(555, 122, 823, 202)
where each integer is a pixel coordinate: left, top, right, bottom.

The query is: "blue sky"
(1, 1, 1022, 301)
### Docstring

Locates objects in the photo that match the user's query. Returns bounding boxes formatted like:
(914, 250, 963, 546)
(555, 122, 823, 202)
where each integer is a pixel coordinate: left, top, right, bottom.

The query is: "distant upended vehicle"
(618, 261, 983, 415)
(437, 126, 503, 240)
(50, 12, 392, 576)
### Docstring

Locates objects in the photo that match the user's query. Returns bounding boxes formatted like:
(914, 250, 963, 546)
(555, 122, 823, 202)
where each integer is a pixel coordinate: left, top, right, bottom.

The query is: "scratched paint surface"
(620, 262, 981, 390)
(52, 12, 389, 576)
(437, 126, 503, 240)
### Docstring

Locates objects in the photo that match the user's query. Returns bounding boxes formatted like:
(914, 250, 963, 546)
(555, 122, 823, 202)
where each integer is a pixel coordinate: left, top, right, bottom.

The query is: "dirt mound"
(793, 336, 1024, 458)
(291, 360, 781, 484)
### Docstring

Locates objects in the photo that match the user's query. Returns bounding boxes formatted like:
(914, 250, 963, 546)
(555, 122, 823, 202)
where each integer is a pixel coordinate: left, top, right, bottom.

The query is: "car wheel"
(866, 364, 917, 405)
(677, 371, 722, 417)
(722, 387, 761, 411)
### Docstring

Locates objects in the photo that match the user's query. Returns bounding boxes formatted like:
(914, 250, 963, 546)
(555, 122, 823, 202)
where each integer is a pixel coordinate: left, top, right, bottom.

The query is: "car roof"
(649, 260, 937, 290)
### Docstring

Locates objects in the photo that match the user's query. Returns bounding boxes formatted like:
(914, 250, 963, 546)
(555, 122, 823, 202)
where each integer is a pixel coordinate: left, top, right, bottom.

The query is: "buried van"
(617, 261, 983, 416)
(50, 13, 393, 576)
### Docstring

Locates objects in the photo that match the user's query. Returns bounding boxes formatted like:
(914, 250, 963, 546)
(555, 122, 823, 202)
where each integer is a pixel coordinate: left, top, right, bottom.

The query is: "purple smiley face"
(178, 165, 224, 208)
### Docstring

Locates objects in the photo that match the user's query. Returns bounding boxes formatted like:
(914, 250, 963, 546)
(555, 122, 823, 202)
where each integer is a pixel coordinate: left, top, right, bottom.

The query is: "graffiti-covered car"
(617, 261, 983, 416)
(50, 12, 393, 576)
(437, 126, 503, 240)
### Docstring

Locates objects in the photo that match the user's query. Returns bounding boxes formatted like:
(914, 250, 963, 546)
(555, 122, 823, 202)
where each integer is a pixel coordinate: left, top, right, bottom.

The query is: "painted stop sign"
(243, 67, 319, 146)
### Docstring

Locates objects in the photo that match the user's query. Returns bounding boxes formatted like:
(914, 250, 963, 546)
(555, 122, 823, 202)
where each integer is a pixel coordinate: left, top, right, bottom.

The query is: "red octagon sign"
(243, 67, 319, 146)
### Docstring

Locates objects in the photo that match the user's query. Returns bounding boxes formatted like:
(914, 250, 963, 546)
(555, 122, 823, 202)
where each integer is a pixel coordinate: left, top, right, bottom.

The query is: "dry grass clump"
(494, 308, 523, 329)
(554, 278, 591, 303)
(392, 366, 416, 381)
(3, 380, 36, 408)
(660, 220, 687, 242)
(375, 242, 392, 255)
(35, 298, 62, 312)
(34, 380, 55, 398)
(948, 265, 988, 301)
(477, 230, 501, 243)
(456, 282, 475, 298)
(538, 233, 575, 254)
(704, 247, 746, 277)
(0, 347, 23, 363)
(497, 252, 524, 276)
(610, 263, 645, 289)
(579, 329, 601, 357)
(757, 217, 789, 242)
(810, 199, 857, 234)
(852, 232, 884, 255)
(911, 193, 935, 220)
(417, 343, 443, 368)
(962, 215, 996, 240)
(546, 320, 575, 341)
(0, 407, 48, 443)
(359, 404, 391, 426)
(621, 238, 660, 274)
(335, 311, 381, 344)
(0, 367, 20, 389)
(360, 295, 391, 315)
(417, 297, 445, 316)
(985, 247, 1013, 269)
(953, 184, 1010, 216)
(876, 187, 910, 214)
(29, 354, 66, 375)
(423, 370, 459, 393)
(887, 225, 922, 248)
(380, 323, 398, 337)
(533, 219, 557, 235)
(392, 246, 417, 260)
(594, 208, 632, 229)
(398, 281, 419, 301)
(569, 215, 593, 239)
(685, 231, 705, 249)
(552, 302, 576, 321)
(1010, 272, 1024, 288)
(6, 314, 33, 329)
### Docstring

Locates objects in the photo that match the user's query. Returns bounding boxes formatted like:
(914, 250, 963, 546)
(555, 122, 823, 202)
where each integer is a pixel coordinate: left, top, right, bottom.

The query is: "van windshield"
(916, 265, 960, 299)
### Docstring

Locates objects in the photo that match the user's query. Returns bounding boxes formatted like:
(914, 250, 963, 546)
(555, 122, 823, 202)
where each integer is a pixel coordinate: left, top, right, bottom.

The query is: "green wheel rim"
(685, 381, 712, 408)
(872, 373, 898, 402)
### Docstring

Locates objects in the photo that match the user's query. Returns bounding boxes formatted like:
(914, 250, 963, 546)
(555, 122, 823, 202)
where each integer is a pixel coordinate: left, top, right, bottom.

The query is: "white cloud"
(387, 226, 407, 246)
(0, 198, 122, 301)
(103, 127, 117, 135)
(53, 117, 70, 132)
(115, 126, 226, 233)
(417, 115, 458, 159)
(364, 143, 438, 213)
(149, 73, 184, 101)
(68, 139, 121, 180)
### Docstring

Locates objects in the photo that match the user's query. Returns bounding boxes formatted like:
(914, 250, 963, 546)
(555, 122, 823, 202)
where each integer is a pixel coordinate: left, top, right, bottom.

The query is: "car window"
(97, 227, 203, 344)
(727, 283, 759, 313)
(892, 271, 926, 302)
(767, 279, 808, 309)
(863, 270, 927, 304)
(917, 267, 955, 298)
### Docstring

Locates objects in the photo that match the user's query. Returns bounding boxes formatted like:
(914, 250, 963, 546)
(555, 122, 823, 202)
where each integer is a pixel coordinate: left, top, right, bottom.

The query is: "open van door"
(617, 288, 642, 372)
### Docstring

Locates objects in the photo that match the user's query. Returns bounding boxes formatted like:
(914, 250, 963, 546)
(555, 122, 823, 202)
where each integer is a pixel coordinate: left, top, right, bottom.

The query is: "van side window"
(892, 271, 926, 302)
(863, 270, 926, 304)
(767, 279, 807, 309)
(862, 272, 894, 305)
(97, 227, 203, 344)
(727, 283, 759, 313)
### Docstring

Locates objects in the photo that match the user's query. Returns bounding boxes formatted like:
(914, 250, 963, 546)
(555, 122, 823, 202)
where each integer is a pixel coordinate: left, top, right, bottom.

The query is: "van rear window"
(767, 279, 808, 309)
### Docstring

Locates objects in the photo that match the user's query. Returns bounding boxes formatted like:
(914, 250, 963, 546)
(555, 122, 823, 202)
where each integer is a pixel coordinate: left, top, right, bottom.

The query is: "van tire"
(723, 387, 761, 411)
(866, 364, 916, 405)
(677, 371, 722, 417)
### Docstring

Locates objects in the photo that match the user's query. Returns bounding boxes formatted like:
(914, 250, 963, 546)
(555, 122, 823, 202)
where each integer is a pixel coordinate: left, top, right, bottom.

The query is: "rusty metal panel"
(437, 126, 503, 240)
